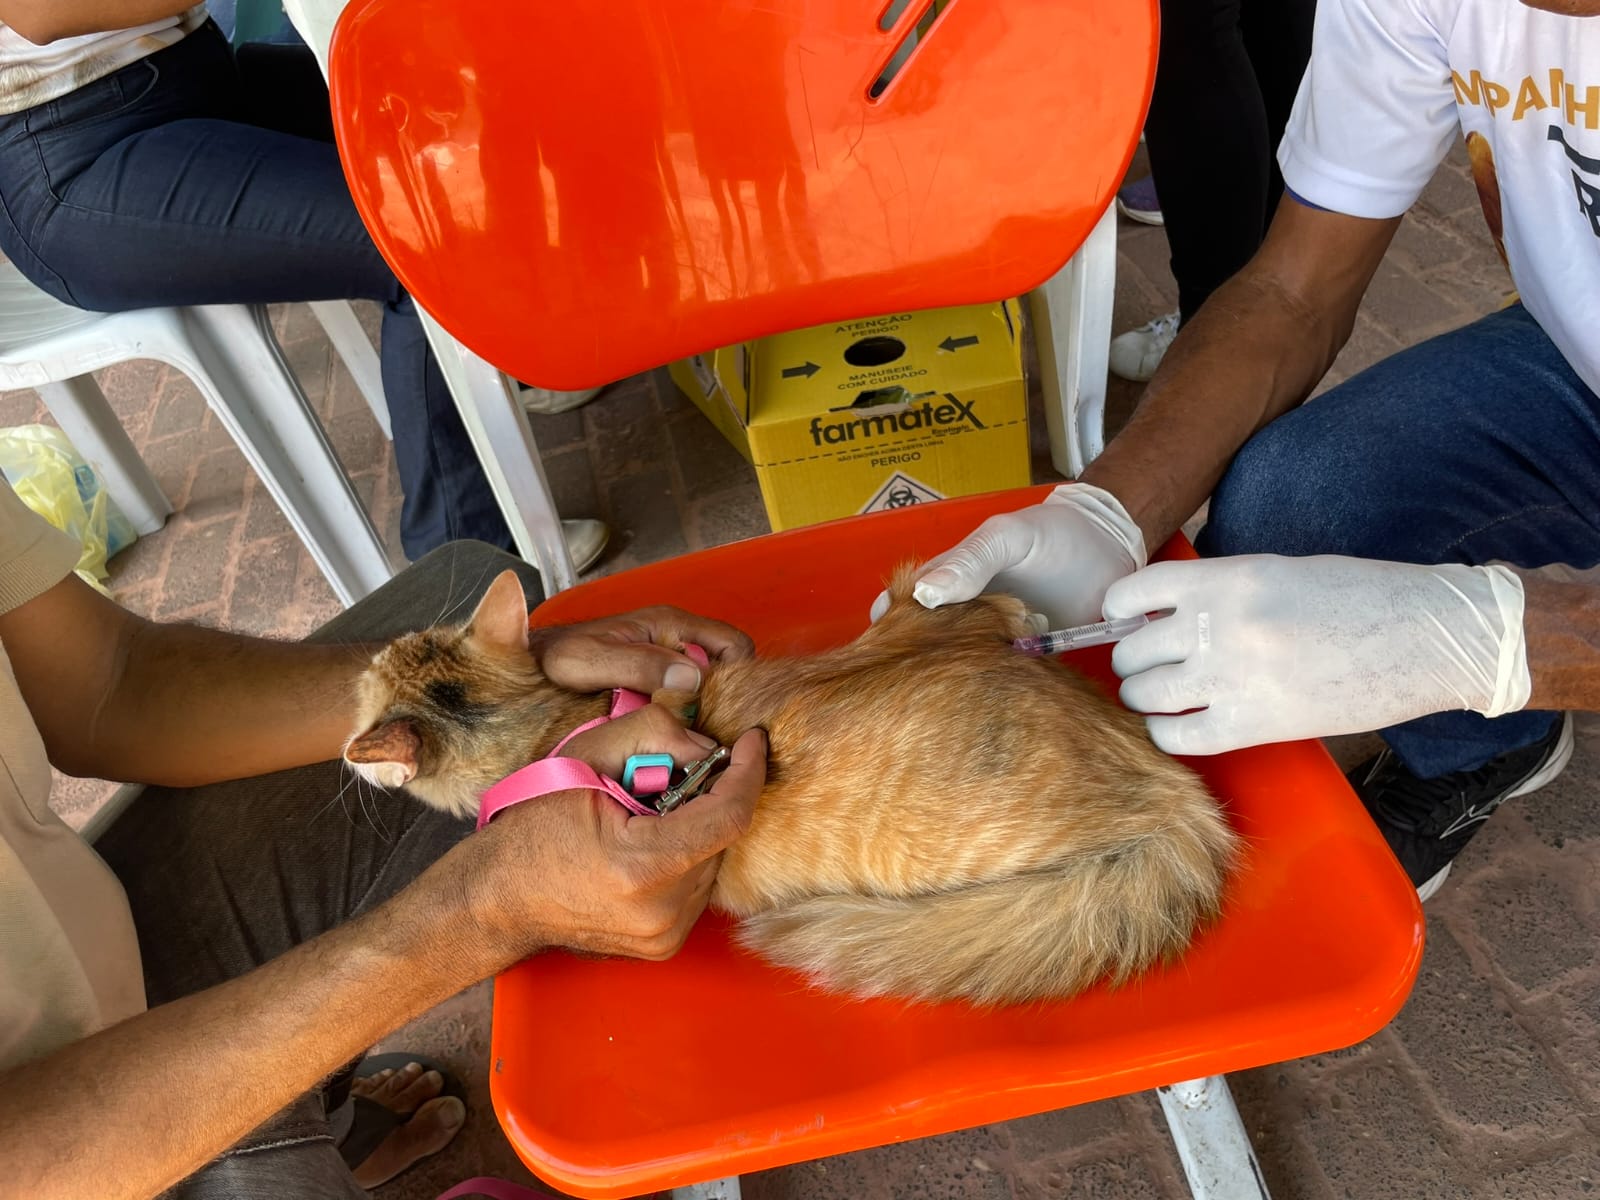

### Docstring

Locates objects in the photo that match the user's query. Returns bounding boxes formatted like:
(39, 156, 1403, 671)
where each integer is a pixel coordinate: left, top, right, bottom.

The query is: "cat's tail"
(734, 816, 1237, 1007)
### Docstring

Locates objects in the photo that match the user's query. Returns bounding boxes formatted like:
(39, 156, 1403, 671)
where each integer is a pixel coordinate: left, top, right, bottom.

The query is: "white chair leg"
(309, 300, 391, 440)
(34, 376, 172, 536)
(1157, 1076, 1272, 1200)
(1029, 203, 1117, 478)
(173, 304, 395, 606)
(417, 310, 578, 593)
(668, 1178, 742, 1199)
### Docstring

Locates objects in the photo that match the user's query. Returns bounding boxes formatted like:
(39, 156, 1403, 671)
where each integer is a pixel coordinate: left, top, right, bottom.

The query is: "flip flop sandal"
(336, 1052, 467, 1177)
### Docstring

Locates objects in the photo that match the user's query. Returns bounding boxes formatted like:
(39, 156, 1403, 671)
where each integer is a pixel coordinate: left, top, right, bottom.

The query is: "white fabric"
(1102, 555, 1532, 757)
(1278, 0, 1600, 395)
(875, 482, 1147, 628)
(0, 483, 144, 1071)
(0, 7, 205, 116)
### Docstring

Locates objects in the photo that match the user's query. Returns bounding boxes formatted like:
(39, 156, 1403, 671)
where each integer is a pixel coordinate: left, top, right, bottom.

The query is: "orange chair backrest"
(328, 0, 1156, 389)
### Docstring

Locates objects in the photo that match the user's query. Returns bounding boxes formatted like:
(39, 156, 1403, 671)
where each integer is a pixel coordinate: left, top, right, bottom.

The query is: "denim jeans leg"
(0, 24, 512, 558)
(1198, 304, 1600, 777)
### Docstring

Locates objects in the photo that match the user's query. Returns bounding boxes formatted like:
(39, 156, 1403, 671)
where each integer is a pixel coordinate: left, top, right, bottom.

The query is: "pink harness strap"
(475, 645, 709, 830)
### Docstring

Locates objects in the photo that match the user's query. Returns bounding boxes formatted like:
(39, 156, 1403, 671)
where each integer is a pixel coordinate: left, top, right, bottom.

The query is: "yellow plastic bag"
(0, 425, 137, 593)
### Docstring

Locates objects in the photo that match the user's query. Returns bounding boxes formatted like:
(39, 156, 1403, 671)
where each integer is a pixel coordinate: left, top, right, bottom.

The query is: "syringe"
(1012, 615, 1149, 656)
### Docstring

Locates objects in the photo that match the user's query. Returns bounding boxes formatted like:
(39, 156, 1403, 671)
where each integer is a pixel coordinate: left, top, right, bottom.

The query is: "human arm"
(1099, 556, 1600, 756)
(0, 568, 755, 789)
(0, 571, 376, 787)
(1078, 200, 1400, 550)
(879, 200, 1400, 627)
(0, 712, 767, 1200)
(0, 0, 197, 44)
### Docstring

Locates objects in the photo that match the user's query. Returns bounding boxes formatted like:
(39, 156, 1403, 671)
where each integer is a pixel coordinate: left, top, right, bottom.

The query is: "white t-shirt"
(0, 7, 205, 116)
(1278, 0, 1600, 396)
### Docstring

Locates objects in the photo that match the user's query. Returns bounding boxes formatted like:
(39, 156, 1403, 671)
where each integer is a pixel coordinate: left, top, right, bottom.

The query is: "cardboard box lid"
(747, 301, 1020, 426)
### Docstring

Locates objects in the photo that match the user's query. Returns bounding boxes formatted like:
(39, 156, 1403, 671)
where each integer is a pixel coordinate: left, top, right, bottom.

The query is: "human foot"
(346, 1060, 466, 1189)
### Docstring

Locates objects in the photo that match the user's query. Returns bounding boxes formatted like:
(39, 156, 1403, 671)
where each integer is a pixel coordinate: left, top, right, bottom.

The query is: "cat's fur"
(344, 568, 1238, 1006)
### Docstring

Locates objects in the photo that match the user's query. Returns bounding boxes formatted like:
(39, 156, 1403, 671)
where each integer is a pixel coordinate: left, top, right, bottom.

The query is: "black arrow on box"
(939, 335, 979, 352)
(782, 361, 821, 379)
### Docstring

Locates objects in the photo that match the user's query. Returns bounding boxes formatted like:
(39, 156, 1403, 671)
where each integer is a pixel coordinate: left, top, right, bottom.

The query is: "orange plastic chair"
(328, 0, 1153, 395)
(493, 487, 1424, 1200)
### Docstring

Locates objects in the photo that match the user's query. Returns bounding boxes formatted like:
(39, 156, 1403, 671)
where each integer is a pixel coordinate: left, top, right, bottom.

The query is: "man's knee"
(1202, 409, 1386, 558)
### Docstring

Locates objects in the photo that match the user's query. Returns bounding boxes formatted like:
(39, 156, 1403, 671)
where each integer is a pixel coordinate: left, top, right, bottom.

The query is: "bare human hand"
(532, 606, 755, 697)
(444, 713, 768, 969)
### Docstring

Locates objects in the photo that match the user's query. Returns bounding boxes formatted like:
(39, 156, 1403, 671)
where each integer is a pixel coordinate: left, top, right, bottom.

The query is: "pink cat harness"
(475, 644, 711, 830)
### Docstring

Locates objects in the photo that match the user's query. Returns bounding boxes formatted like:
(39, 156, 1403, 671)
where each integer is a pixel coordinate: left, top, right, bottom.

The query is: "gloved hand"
(1102, 554, 1532, 756)
(870, 482, 1147, 627)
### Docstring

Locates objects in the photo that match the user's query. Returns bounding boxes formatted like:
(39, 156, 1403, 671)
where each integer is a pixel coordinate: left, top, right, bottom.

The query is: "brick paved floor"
(5, 141, 1595, 1198)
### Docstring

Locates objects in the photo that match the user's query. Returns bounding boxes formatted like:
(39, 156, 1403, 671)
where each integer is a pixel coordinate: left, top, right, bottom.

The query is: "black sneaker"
(1348, 713, 1574, 901)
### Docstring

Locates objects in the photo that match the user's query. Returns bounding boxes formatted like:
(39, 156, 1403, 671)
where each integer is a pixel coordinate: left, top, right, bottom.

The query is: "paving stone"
(1301, 1061, 1464, 1199)
(668, 409, 758, 500)
(1116, 221, 1180, 301)
(107, 529, 170, 594)
(1467, 1144, 1600, 1198)
(524, 401, 588, 453)
(1534, 970, 1600, 1102)
(1391, 921, 1586, 1134)
(1361, 258, 1471, 343)
(242, 480, 295, 543)
(1012, 1153, 1168, 1200)
(225, 535, 301, 637)
(187, 446, 251, 518)
(1415, 144, 1483, 219)
(654, 364, 699, 416)
(604, 466, 687, 563)
(147, 373, 208, 441)
(584, 374, 663, 481)
(688, 482, 771, 550)
(1518, 717, 1600, 851)
(1455, 864, 1597, 995)
(744, 1125, 1010, 1200)
(0, 387, 44, 427)
(153, 518, 235, 619)
(139, 435, 198, 509)
(324, 408, 388, 477)
(540, 445, 602, 519)
(988, 1099, 1124, 1161)
(1390, 211, 1474, 275)
(97, 359, 165, 444)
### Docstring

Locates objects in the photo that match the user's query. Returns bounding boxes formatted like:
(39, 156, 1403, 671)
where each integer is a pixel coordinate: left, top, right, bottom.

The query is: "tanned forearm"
(1082, 203, 1403, 551)
(0, 0, 197, 43)
(0, 853, 500, 1200)
(94, 618, 378, 786)
(0, 572, 375, 787)
(1518, 574, 1600, 712)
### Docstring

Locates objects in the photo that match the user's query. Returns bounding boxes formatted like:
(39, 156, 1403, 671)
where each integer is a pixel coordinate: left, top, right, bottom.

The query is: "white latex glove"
(870, 482, 1147, 627)
(1102, 554, 1532, 756)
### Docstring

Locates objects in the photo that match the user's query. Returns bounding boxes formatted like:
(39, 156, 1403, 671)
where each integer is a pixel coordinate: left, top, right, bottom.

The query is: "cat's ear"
(344, 718, 421, 788)
(466, 570, 530, 652)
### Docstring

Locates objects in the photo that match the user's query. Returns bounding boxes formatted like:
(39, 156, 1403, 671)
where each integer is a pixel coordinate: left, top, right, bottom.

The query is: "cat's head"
(342, 570, 594, 818)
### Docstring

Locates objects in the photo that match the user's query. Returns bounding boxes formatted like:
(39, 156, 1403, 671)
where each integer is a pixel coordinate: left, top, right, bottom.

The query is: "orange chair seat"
(491, 488, 1424, 1198)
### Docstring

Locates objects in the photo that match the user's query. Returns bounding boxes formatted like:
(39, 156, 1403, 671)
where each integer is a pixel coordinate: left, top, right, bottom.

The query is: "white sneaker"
(560, 518, 609, 573)
(1109, 311, 1180, 383)
(523, 385, 604, 416)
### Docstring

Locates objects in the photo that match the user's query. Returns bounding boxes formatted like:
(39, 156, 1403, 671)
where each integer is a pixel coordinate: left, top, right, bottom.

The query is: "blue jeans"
(0, 22, 512, 560)
(1197, 303, 1593, 778)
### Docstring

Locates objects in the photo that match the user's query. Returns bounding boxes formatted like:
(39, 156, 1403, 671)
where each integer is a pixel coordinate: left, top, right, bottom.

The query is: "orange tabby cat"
(344, 567, 1237, 1006)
